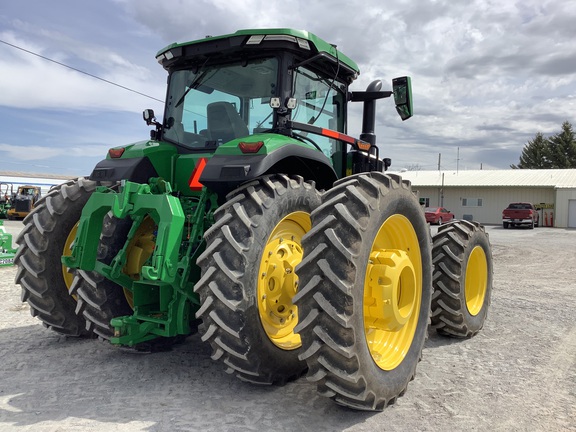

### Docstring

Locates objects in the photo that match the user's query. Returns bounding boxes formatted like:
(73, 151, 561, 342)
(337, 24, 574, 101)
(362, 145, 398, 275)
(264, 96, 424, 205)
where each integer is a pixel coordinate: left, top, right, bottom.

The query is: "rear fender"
(89, 157, 159, 184)
(199, 144, 337, 197)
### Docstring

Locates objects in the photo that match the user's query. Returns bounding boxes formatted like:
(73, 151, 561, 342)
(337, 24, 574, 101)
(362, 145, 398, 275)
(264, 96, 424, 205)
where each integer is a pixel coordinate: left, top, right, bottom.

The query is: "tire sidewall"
(40, 185, 94, 303)
(349, 181, 432, 397)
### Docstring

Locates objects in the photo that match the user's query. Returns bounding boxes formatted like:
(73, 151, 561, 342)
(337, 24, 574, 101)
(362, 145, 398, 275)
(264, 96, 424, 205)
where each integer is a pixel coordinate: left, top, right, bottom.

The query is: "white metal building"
(394, 169, 576, 228)
(0, 171, 76, 197)
(3, 169, 576, 227)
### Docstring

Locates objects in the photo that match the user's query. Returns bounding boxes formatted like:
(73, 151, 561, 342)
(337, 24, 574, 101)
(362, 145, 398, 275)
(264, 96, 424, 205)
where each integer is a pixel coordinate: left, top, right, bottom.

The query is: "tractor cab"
(95, 29, 412, 197)
(149, 29, 412, 190)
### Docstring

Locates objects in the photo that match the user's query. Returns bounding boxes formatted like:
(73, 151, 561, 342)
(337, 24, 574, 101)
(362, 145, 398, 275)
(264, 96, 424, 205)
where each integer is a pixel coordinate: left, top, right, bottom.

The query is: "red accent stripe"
(321, 128, 355, 144)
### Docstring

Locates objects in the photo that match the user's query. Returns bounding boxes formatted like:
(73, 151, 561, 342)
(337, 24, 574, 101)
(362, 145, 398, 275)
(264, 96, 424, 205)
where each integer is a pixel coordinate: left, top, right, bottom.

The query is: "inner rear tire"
(70, 215, 133, 339)
(195, 174, 321, 385)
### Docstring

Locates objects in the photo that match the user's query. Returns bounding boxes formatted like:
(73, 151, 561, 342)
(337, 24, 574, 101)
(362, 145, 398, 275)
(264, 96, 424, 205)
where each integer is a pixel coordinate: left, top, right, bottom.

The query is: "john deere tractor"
(15, 28, 493, 410)
(7, 185, 41, 219)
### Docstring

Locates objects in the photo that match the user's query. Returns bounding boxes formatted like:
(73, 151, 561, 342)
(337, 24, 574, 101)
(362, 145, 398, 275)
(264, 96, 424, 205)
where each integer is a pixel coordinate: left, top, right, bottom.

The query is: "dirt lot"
(0, 220, 575, 431)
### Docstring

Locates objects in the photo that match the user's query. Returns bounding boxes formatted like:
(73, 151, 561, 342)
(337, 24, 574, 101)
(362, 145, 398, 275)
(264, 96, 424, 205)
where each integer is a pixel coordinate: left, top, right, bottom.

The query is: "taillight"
(109, 148, 125, 158)
(238, 141, 264, 154)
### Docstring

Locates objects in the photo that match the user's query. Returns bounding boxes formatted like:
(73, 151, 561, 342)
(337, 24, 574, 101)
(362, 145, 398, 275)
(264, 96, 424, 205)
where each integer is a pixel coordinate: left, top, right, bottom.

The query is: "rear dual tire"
(15, 178, 97, 337)
(431, 220, 493, 338)
(294, 172, 432, 410)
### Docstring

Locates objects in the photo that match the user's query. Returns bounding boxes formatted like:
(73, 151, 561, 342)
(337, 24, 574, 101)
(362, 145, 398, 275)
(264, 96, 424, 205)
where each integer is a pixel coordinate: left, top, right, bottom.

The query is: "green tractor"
(0, 182, 14, 219)
(15, 28, 493, 410)
(0, 220, 17, 267)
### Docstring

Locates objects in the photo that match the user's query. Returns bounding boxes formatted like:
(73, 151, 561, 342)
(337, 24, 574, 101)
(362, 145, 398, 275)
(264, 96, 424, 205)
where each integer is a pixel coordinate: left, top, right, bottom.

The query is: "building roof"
(392, 169, 576, 188)
(0, 171, 75, 181)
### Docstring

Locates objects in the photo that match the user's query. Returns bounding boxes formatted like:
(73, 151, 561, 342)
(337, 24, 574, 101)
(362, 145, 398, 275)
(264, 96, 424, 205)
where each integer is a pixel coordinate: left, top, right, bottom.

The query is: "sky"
(1, 0, 575, 176)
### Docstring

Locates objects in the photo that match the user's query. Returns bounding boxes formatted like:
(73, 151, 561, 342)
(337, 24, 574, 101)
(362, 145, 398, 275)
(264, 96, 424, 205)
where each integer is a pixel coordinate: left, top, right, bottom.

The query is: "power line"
(0, 39, 164, 103)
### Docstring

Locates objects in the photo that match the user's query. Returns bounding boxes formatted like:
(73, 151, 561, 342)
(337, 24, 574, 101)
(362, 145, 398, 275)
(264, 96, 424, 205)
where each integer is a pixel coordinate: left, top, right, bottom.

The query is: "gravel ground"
(0, 220, 575, 432)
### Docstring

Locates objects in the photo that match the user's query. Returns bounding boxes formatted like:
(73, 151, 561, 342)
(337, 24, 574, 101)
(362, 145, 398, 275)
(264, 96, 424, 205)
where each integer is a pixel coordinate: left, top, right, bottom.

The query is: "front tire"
(15, 178, 97, 336)
(195, 174, 321, 384)
(294, 172, 432, 411)
(431, 220, 493, 338)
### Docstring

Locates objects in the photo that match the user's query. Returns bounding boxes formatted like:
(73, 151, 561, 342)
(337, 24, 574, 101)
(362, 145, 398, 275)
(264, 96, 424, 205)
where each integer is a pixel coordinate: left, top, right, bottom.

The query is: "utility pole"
(457, 147, 460, 173)
(438, 153, 441, 171)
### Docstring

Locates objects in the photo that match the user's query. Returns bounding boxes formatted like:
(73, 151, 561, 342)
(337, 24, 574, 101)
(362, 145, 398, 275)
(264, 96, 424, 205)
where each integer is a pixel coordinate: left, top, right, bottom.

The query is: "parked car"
(502, 202, 539, 229)
(424, 207, 455, 225)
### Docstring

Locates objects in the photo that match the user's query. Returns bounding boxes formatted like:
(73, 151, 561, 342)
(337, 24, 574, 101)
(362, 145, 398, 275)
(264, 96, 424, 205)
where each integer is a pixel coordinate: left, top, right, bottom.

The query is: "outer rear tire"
(14, 178, 97, 337)
(195, 174, 321, 385)
(431, 220, 493, 338)
(294, 172, 432, 411)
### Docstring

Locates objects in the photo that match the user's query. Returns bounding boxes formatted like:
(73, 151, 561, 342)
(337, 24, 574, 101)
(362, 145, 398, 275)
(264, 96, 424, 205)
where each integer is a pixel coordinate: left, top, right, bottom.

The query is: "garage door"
(569, 200, 576, 228)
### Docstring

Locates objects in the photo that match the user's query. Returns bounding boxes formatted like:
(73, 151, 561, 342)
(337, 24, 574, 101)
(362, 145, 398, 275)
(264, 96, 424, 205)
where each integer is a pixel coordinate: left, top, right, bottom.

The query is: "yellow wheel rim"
(122, 217, 157, 308)
(257, 212, 310, 350)
(364, 214, 422, 371)
(62, 223, 79, 297)
(465, 246, 488, 316)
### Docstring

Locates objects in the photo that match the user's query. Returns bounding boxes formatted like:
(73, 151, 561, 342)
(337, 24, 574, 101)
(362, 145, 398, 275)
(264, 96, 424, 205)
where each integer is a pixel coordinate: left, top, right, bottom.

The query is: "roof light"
(297, 38, 311, 50)
(245, 34, 311, 50)
(264, 35, 297, 43)
(155, 53, 165, 63)
(108, 148, 125, 158)
(239, 141, 264, 154)
(246, 35, 266, 45)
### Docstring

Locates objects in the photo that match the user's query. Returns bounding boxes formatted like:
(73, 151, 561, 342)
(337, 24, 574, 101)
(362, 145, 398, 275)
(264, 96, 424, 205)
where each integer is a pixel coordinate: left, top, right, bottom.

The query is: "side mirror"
(143, 109, 156, 126)
(392, 76, 413, 121)
(383, 158, 391, 171)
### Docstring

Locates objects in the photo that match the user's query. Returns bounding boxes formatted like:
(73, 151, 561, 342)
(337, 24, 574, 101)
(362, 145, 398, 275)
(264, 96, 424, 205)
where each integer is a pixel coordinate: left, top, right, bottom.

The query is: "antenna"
(457, 147, 460, 173)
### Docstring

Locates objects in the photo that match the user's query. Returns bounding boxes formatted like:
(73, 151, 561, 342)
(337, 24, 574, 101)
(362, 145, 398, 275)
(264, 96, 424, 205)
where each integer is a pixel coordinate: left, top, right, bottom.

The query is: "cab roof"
(156, 28, 360, 82)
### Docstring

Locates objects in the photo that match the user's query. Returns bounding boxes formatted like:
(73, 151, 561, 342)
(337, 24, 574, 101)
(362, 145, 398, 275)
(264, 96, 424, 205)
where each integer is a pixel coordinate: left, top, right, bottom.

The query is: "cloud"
(0, 143, 62, 161)
(2, 0, 576, 174)
(0, 30, 165, 112)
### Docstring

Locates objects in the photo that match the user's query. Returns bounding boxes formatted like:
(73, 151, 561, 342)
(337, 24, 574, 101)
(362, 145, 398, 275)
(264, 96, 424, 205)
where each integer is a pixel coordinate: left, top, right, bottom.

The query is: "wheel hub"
(363, 214, 422, 371)
(366, 250, 417, 332)
(258, 212, 310, 350)
(465, 245, 488, 316)
(62, 223, 79, 297)
(124, 217, 156, 278)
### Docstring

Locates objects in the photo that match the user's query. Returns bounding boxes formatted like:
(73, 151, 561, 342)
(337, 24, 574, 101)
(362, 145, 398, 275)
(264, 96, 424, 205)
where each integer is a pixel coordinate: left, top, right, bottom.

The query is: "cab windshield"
(163, 57, 279, 149)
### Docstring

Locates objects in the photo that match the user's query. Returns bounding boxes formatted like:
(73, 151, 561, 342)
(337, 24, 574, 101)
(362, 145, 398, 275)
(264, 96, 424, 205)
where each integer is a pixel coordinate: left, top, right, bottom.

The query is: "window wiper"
(174, 69, 211, 109)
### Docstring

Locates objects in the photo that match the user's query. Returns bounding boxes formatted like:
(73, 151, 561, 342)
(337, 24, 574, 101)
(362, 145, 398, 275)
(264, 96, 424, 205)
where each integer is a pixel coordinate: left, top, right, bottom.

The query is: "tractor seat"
(207, 102, 249, 143)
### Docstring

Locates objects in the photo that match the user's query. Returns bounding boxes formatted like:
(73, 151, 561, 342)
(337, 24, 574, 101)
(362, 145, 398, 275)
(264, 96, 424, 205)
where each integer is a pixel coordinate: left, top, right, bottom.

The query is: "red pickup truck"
(502, 202, 539, 229)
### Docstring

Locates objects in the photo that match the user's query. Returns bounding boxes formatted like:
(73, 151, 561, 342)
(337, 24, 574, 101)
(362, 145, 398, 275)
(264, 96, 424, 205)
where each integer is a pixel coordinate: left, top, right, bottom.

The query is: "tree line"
(511, 121, 576, 169)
